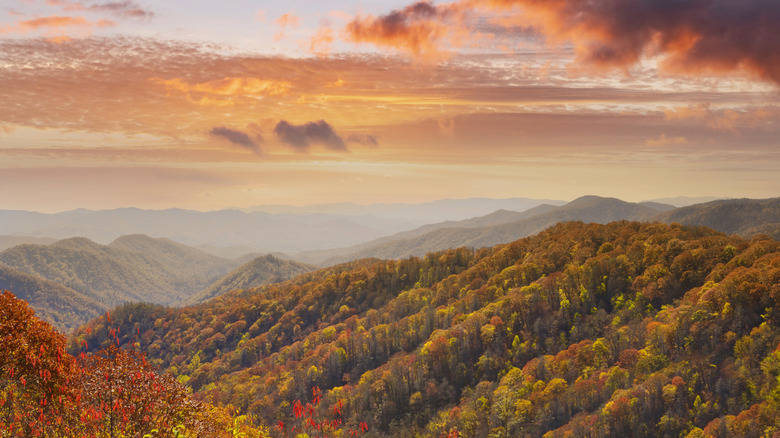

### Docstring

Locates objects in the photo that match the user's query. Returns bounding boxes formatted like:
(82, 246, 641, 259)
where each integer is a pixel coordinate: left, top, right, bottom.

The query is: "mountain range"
(0, 198, 566, 254)
(0, 235, 314, 331)
(297, 196, 780, 265)
(3, 195, 777, 332)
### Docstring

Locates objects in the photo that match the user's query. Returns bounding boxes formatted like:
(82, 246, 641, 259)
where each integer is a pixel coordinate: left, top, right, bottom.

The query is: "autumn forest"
(3, 219, 780, 437)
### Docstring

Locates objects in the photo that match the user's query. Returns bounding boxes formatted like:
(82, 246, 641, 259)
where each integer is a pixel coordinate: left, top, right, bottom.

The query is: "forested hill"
(0, 235, 240, 306)
(183, 255, 316, 305)
(73, 221, 780, 437)
(653, 197, 780, 240)
(0, 263, 107, 332)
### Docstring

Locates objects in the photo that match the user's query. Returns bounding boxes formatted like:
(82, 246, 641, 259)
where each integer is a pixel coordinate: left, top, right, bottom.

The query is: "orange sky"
(1, 0, 778, 212)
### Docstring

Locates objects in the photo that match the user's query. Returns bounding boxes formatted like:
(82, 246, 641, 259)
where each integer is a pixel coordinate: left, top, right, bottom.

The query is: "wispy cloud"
(46, 0, 154, 21)
(0, 15, 115, 41)
(347, 133, 379, 147)
(274, 12, 299, 41)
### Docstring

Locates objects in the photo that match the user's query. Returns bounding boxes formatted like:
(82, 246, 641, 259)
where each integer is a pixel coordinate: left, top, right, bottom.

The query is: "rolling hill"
(0, 263, 107, 332)
(0, 235, 241, 306)
(183, 255, 316, 305)
(653, 197, 780, 240)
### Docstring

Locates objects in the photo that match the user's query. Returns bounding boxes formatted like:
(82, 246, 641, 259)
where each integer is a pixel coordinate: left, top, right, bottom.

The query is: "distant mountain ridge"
(243, 197, 567, 221)
(297, 196, 778, 265)
(0, 198, 566, 254)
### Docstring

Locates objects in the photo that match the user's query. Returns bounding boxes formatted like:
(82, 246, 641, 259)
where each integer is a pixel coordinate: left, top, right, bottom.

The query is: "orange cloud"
(3, 15, 114, 32)
(663, 104, 778, 134)
(152, 77, 293, 106)
(308, 27, 334, 56)
(645, 134, 689, 147)
(274, 12, 299, 41)
(1, 15, 116, 41)
(345, 1, 469, 60)
(275, 12, 300, 28)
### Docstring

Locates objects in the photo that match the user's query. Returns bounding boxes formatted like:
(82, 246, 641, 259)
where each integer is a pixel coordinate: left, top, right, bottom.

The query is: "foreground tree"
(0, 290, 266, 437)
(0, 290, 80, 436)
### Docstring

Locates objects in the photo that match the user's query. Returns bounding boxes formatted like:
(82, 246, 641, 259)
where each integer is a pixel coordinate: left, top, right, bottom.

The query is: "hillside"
(0, 235, 240, 306)
(0, 263, 107, 332)
(299, 196, 670, 265)
(73, 221, 780, 437)
(653, 197, 780, 240)
(108, 234, 239, 283)
(183, 255, 316, 305)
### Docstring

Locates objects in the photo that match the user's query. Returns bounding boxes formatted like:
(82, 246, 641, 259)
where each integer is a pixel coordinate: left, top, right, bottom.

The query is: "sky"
(1, 0, 778, 213)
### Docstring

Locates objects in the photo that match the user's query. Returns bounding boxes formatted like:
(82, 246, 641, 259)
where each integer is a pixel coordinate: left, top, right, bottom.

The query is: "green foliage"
(70, 222, 780, 437)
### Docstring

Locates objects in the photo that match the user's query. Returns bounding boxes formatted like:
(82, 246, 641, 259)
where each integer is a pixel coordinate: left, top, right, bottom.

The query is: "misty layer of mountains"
(296, 196, 780, 265)
(1, 195, 778, 332)
(0, 235, 314, 331)
(0, 197, 566, 254)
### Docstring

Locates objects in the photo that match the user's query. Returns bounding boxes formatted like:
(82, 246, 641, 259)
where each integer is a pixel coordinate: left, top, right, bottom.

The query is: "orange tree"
(0, 290, 80, 437)
(0, 290, 267, 437)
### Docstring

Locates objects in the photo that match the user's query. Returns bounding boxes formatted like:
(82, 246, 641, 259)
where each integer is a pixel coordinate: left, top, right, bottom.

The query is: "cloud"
(47, 0, 154, 21)
(209, 127, 263, 155)
(308, 27, 334, 55)
(1, 15, 115, 33)
(274, 12, 299, 41)
(350, 0, 780, 84)
(151, 77, 293, 106)
(274, 120, 347, 151)
(480, 0, 780, 84)
(345, 1, 469, 59)
(662, 104, 778, 134)
(347, 133, 379, 147)
(645, 134, 688, 147)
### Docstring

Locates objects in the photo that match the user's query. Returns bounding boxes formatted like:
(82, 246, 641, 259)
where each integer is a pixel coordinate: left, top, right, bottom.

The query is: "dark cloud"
(482, 0, 780, 84)
(345, 1, 463, 57)
(209, 127, 262, 155)
(350, 0, 780, 84)
(48, 0, 154, 22)
(274, 120, 347, 151)
(347, 133, 379, 147)
(88, 1, 154, 21)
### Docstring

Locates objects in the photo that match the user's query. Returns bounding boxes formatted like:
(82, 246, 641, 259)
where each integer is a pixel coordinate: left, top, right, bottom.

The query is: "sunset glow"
(1, 0, 778, 212)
